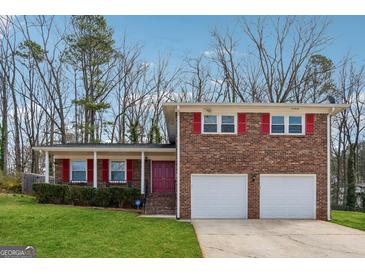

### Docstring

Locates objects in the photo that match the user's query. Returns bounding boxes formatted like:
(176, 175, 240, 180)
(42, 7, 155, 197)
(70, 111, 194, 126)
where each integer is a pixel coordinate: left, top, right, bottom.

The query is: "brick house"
(33, 102, 348, 220)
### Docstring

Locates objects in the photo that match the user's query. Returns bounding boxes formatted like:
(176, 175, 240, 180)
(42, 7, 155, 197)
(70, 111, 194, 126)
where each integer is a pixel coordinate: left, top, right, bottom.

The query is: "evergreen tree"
(306, 54, 336, 102)
(129, 121, 140, 144)
(148, 121, 162, 144)
(64, 15, 115, 143)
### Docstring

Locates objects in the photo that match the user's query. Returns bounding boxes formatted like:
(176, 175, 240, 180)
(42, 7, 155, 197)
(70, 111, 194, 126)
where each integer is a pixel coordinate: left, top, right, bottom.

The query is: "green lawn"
(0, 194, 202, 258)
(332, 210, 365, 232)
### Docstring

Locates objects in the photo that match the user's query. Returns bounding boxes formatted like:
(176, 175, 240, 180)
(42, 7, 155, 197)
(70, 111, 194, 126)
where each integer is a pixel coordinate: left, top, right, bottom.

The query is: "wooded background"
(0, 16, 364, 209)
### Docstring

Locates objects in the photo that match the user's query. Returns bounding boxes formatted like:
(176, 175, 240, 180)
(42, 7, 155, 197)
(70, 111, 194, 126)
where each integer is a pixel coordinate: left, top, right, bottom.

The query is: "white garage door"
(260, 175, 316, 219)
(191, 175, 247, 219)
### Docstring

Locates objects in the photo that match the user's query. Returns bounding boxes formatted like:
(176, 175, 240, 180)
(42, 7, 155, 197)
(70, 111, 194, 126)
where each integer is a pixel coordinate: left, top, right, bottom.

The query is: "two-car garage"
(191, 174, 316, 219)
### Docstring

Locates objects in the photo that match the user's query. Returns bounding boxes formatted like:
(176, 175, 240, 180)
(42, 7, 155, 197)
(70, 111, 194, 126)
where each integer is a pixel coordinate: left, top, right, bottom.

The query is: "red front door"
(152, 161, 175, 193)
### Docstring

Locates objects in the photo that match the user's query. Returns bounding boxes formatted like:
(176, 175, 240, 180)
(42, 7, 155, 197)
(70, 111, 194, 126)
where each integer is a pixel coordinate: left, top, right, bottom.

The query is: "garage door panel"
(191, 175, 247, 219)
(260, 175, 316, 219)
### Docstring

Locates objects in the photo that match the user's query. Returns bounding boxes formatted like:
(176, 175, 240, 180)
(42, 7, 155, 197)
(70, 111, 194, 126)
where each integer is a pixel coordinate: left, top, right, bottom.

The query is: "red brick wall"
(179, 112, 328, 220)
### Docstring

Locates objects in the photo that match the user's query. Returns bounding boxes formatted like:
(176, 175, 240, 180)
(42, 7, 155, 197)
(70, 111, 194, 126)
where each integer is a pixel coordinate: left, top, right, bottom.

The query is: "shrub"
(32, 183, 70, 204)
(109, 187, 140, 208)
(32, 183, 140, 208)
(0, 171, 21, 193)
(70, 186, 94, 206)
(92, 188, 112, 207)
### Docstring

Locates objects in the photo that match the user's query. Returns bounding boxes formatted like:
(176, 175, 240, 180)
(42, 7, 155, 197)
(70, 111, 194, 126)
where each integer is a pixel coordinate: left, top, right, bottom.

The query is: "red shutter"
(237, 113, 247, 134)
(261, 113, 270, 135)
(192, 112, 201, 134)
(87, 159, 93, 183)
(126, 159, 133, 181)
(62, 159, 70, 183)
(101, 159, 109, 182)
(306, 113, 315, 135)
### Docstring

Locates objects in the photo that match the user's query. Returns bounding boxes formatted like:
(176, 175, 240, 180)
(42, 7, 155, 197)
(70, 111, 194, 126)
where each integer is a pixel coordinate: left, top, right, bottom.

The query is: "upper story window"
(221, 115, 235, 133)
(203, 114, 236, 134)
(289, 116, 303, 134)
(271, 115, 304, 135)
(271, 116, 285, 134)
(203, 115, 218, 133)
(110, 161, 126, 182)
(71, 160, 87, 182)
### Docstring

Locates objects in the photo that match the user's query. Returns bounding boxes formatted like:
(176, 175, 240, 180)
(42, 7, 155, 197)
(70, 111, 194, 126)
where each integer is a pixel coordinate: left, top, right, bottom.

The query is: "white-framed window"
(71, 160, 87, 182)
(270, 114, 304, 135)
(271, 115, 285, 134)
(109, 160, 126, 182)
(221, 115, 235, 133)
(203, 115, 218, 133)
(289, 116, 303, 134)
(203, 114, 236, 134)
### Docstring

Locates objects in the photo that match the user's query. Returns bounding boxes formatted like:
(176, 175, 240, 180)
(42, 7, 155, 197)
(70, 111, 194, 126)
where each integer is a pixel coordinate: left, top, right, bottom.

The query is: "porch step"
(144, 193, 176, 215)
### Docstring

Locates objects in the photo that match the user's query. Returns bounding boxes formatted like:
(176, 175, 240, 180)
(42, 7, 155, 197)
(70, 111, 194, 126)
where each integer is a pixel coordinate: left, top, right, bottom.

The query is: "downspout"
(327, 107, 335, 221)
(176, 105, 181, 219)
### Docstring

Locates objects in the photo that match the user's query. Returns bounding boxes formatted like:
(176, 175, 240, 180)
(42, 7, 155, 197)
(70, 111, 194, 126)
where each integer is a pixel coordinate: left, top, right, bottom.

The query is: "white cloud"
(203, 50, 215, 58)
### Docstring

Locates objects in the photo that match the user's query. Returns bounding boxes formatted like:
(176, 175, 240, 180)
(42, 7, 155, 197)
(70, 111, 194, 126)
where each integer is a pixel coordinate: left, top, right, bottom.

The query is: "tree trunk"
(0, 76, 8, 174)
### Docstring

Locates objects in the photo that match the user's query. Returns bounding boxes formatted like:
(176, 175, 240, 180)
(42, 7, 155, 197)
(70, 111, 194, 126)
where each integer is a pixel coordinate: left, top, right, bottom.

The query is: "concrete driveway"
(193, 220, 365, 258)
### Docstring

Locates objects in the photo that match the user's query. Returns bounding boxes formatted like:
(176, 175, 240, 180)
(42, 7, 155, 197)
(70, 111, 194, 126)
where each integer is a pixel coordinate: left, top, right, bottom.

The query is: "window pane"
(272, 125, 285, 133)
(204, 115, 217, 124)
(222, 115, 234, 124)
(221, 124, 235, 133)
(204, 124, 217, 132)
(289, 125, 302, 133)
(111, 161, 125, 172)
(272, 116, 284, 124)
(289, 116, 302, 125)
(111, 171, 125, 181)
(72, 160, 86, 171)
(72, 171, 86, 181)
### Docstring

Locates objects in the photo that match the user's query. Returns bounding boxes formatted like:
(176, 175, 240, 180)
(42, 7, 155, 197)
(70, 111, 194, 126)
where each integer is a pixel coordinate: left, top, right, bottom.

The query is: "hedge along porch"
(33, 144, 176, 196)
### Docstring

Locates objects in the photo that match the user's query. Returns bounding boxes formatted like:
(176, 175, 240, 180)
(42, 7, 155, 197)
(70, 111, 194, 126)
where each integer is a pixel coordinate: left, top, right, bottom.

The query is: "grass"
(332, 210, 365, 232)
(0, 194, 202, 258)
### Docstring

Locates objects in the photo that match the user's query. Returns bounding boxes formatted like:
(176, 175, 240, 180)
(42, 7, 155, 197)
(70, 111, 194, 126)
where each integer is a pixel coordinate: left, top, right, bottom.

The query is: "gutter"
(327, 107, 336, 221)
(32, 147, 176, 153)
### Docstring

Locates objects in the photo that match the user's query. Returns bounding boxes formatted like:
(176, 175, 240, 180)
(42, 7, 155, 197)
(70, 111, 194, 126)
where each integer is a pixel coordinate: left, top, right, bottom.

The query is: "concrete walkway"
(193, 220, 365, 258)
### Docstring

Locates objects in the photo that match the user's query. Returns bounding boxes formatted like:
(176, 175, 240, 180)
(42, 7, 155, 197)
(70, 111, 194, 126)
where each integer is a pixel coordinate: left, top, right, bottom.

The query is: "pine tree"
(129, 121, 140, 144)
(64, 16, 115, 143)
(148, 122, 162, 144)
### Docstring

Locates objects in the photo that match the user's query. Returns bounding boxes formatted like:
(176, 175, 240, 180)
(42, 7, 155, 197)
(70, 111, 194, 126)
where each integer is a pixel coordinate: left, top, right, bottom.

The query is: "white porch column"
(45, 151, 49, 184)
(141, 151, 145, 195)
(93, 151, 97, 188)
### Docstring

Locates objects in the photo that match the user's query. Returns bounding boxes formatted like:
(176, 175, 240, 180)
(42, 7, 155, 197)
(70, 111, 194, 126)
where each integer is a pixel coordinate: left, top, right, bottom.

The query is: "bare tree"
(0, 16, 22, 172)
(242, 16, 332, 102)
(210, 29, 246, 102)
(15, 16, 70, 144)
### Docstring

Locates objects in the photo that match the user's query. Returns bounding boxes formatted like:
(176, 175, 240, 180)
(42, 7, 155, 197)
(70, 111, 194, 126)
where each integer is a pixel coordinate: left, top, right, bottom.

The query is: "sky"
(104, 15, 365, 68)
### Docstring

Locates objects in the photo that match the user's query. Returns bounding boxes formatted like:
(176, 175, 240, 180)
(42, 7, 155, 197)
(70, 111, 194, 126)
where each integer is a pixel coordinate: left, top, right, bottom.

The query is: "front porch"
(33, 144, 177, 215)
